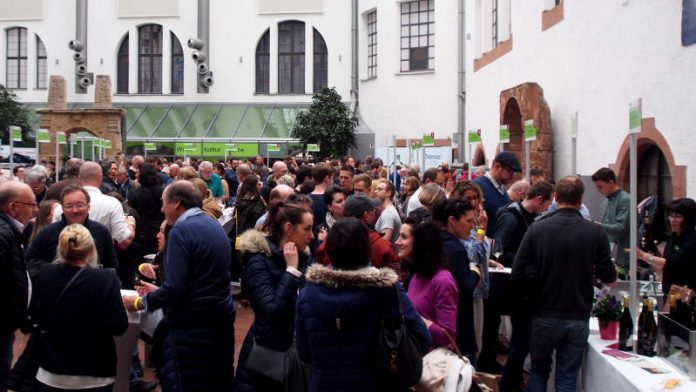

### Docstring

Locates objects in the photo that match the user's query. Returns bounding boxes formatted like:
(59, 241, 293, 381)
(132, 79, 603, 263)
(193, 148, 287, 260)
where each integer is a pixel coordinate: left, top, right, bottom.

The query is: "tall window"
(36, 35, 47, 89)
(171, 32, 183, 94)
(278, 21, 305, 94)
(256, 29, 270, 93)
(138, 24, 162, 94)
(6, 27, 27, 89)
(491, 0, 499, 48)
(367, 10, 377, 78)
(313, 28, 327, 92)
(117, 34, 129, 94)
(400, 0, 434, 72)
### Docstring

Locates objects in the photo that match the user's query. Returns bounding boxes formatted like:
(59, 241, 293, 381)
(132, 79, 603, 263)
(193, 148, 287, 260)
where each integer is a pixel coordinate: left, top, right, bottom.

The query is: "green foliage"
(291, 87, 358, 158)
(0, 84, 32, 144)
(592, 293, 623, 327)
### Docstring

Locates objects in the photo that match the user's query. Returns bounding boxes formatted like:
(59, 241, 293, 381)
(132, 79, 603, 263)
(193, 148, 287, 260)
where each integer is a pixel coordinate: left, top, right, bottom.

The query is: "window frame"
(138, 24, 163, 94)
(366, 10, 377, 78)
(277, 21, 305, 94)
(117, 34, 129, 94)
(313, 28, 327, 93)
(6, 27, 28, 89)
(170, 32, 184, 94)
(492, 0, 499, 49)
(399, 0, 435, 72)
(35, 34, 47, 89)
(256, 29, 270, 94)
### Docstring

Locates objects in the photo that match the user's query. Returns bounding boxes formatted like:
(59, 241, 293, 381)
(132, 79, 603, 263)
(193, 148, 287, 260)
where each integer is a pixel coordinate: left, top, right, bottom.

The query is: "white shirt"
(53, 185, 131, 242)
(406, 186, 424, 216)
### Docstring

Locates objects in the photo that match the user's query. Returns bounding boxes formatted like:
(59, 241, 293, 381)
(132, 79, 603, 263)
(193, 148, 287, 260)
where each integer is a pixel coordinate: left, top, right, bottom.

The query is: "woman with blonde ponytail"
(32, 224, 128, 392)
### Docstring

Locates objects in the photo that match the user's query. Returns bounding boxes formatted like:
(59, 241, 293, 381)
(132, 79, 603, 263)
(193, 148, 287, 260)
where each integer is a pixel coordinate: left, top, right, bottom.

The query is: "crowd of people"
(1, 150, 695, 392)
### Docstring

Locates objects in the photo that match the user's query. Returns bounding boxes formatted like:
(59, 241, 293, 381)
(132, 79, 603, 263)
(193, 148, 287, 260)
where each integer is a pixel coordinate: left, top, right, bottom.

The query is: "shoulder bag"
(417, 329, 473, 392)
(245, 332, 311, 392)
(374, 285, 424, 391)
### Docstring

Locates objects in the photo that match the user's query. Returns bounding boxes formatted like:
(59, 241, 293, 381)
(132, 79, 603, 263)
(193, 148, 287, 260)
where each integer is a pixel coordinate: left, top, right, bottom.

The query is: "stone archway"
(36, 75, 124, 161)
(500, 82, 553, 179)
(610, 117, 686, 199)
(473, 144, 487, 167)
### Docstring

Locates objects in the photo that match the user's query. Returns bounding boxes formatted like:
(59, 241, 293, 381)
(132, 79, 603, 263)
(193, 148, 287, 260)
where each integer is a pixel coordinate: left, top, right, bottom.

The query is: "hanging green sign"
(144, 142, 157, 151)
(103, 139, 112, 149)
(307, 144, 320, 152)
(499, 125, 510, 144)
(468, 129, 481, 144)
(571, 112, 578, 139)
(207, 142, 258, 157)
(422, 133, 434, 146)
(410, 140, 422, 150)
(9, 126, 22, 142)
(175, 142, 201, 156)
(37, 129, 51, 143)
(524, 120, 537, 142)
(57, 132, 67, 144)
(629, 98, 642, 134)
(267, 143, 282, 152)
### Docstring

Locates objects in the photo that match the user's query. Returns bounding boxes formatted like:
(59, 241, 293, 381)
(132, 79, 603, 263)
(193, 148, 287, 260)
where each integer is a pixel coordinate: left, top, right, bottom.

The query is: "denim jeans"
(0, 333, 15, 392)
(499, 313, 532, 392)
(527, 317, 588, 392)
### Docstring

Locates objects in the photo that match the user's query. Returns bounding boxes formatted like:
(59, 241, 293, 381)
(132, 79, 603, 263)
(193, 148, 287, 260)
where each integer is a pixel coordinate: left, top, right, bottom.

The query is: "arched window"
(171, 32, 184, 94)
(117, 34, 129, 94)
(278, 21, 305, 94)
(256, 29, 270, 94)
(638, 144, 672, 240)
(313, 28, 327, 92)
(138, 24, 162, 94)
(36, 34, 47, 89)
(5, 27, 27, 89)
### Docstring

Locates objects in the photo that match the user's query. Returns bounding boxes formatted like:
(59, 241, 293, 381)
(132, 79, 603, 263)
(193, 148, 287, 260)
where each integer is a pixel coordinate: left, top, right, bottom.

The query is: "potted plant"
(592, 293, 623, 340)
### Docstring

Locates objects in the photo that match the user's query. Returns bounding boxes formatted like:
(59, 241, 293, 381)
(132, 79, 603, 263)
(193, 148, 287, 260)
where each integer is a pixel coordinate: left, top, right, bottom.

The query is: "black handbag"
(374, 285, 424, 392)
(245, 335, 310, 392)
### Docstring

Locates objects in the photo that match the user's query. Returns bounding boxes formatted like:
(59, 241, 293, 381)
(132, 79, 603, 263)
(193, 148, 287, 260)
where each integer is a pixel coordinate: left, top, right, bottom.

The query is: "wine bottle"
(641, 211, 658, 254)
(618, 296, 634, 351)
(637, 297, 657, 356)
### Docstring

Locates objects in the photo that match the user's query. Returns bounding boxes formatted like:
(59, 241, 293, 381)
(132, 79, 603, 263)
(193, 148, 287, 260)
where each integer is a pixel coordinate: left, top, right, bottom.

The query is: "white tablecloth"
(582, 318, 696, 391)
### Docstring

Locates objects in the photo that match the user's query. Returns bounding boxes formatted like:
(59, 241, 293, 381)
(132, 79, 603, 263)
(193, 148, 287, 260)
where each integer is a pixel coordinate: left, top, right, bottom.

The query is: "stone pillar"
(94, 75, 112, 109)
(48, 76, 67, 109)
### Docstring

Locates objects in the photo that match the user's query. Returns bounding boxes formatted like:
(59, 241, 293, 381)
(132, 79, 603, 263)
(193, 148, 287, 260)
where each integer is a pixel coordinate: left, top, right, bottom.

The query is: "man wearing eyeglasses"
(25, 184, 117, 278)
(0, 181, 37, 391)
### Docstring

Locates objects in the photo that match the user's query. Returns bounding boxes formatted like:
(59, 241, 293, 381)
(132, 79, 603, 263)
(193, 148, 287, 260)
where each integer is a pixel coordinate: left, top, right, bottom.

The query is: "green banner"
(422, 134, 434, 146)
(571, 112, 578, 139)
(103, 139, 112, 149)
(175, 142, 201, 156)
(410, 140, 422, 150)
(499, 125, 510, 144)
(57, 132, 67, 144)
(629, 98, 642, 134)
(9, 126, 22, 142)
(217, 142, 258, 157)
(267, 143, 282, 152)
(307, 143, 320, 152)
(144, 142, 157, 151)
(468, 129, 481, 144)
(524, 120, 537, 142)
(37, 129, 51, 143)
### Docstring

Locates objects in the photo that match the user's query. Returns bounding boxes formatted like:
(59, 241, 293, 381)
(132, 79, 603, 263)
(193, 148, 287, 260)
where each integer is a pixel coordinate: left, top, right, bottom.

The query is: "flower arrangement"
(592, 293, 623, 327)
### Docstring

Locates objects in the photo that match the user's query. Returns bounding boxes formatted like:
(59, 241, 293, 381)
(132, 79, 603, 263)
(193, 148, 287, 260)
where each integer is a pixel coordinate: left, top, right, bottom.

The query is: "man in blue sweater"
(123, 180, 235, 391)
(473, 151, 521, 373)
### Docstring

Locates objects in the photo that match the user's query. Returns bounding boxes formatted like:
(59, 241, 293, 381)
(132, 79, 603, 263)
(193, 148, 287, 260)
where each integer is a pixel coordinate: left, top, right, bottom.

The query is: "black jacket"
(33, 264, 128, 377)
(494, 202, 538, 268)
(127, 184, 164, 255)
(25, 217, 118, 279)
(662, 227, 696, 295)
(511, 208, 617, 321)
(441, 228, 480, 357)
(0, 213, 29, 335)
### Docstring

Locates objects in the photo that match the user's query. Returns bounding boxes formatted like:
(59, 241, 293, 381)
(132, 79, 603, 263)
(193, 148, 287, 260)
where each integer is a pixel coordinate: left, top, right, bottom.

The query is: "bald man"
(255, 184, 295, 229)
(0, 181, 36, 387)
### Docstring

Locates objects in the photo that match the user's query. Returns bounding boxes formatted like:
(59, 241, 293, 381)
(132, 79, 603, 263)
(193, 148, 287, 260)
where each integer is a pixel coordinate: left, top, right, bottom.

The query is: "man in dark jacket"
(495, 181, 554, 391)
(512, 176, 616, 392)
(0, 181, 36, 391)
(46, 158, 82, 201)
(123, 180, 235, 391)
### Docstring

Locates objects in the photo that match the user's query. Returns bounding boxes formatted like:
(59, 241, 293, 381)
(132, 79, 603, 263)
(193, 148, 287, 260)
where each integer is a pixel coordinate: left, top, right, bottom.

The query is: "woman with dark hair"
(399, 176, 420, 219)
(636, 197, 696, 294)
(236, 174, 267, 235)
(234, 201, 314, 391)
(128, 162, 164, 255)
(25, 199, 59, 245)
(405, 221, 459, 350)
(295, 218, 430, 392)
(213, 162, 230, 205)
(435, 199, 481, 362)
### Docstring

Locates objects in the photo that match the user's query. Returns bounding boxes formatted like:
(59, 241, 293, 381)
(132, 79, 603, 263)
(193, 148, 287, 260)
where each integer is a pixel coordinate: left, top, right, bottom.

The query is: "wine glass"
(492, 240, 503, 261)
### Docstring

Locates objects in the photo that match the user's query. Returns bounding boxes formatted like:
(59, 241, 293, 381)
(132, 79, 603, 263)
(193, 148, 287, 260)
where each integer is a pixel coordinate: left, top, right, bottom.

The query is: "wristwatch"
(648, 255, 655, 264)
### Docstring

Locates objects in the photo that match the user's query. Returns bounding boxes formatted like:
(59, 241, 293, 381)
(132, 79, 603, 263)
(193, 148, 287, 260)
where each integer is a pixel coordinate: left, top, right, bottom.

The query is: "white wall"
(465, 1, 696, 194)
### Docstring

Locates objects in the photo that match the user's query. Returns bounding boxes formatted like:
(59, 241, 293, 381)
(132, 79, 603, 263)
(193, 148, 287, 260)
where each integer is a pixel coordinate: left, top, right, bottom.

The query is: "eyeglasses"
(63, 203, 88, 210)
(14, 201, 37, 208)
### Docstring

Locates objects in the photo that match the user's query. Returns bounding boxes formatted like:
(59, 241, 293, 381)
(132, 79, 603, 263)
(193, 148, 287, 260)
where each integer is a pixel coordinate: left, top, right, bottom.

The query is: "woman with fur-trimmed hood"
(296, 218, 431, 392)
(234, 201, 314, 392)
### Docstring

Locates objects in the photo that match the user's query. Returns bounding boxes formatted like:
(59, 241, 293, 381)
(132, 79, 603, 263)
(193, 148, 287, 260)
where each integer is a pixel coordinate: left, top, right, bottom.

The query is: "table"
(582, 318, 696, 391)
(115, 290, 143, 392)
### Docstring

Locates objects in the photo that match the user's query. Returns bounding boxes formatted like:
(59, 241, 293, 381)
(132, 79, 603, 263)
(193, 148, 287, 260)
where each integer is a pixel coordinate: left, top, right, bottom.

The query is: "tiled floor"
(11, 302, 256, 392)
